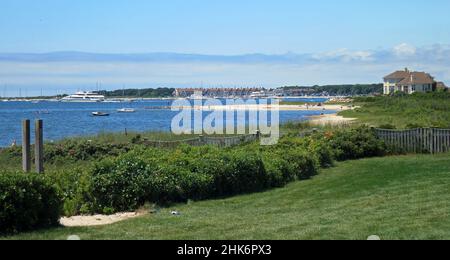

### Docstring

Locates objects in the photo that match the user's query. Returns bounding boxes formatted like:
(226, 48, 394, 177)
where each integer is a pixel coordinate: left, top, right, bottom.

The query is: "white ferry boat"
(61, 91, 105, 102)
(250, 91, 269, 98)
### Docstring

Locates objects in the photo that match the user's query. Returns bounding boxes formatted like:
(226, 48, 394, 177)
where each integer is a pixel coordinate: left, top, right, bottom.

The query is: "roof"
(398, 72, 435, 85)
(384, 70, 411, 80)
(384, 69, 435, 85)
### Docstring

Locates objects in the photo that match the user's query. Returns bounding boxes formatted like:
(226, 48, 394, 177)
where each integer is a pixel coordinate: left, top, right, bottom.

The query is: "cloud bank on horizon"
(0, 43, 449, 96)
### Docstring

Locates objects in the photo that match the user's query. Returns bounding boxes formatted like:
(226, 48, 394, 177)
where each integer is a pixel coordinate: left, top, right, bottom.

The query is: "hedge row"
(0, 172, 62, 234)
(89, 141, 322, 213)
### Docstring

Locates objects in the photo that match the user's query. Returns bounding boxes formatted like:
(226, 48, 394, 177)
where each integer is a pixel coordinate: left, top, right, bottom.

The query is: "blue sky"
(1, 0, 449, 54)
(0, 0, 450, 96)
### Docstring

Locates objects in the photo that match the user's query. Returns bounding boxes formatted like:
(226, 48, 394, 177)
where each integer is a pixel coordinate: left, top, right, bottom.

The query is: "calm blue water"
(0, 98, 331, 147)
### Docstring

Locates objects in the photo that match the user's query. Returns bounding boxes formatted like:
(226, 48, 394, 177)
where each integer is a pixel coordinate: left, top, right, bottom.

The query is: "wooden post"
(35, 120, 44, 173)
(22, 119, 31, 172)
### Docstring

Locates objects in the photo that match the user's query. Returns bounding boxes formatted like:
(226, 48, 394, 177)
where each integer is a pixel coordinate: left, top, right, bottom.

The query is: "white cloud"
(393, 43, 417, 57)
(312, 48, 375, 62)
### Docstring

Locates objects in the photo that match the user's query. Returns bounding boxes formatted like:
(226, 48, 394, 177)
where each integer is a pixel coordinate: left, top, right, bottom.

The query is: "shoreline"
(308, 114, 357, 125)
(175, 104, 353, 111)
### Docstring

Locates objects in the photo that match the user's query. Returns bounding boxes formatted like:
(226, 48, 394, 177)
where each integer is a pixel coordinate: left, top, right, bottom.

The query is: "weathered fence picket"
(375, 128, 450, 154)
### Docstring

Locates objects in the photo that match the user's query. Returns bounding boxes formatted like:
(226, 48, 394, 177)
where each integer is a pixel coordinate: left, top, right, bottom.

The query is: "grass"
(4, 153, 450, 240)
(340, 92, 450, 129)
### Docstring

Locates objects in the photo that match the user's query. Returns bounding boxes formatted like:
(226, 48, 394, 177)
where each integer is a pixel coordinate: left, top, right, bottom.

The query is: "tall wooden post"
(22, 119, 31, 172)
(35, 120, 44, 173)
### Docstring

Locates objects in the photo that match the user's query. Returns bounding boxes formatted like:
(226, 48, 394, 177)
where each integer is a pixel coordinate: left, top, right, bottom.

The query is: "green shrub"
(282, 147, 319, 180)
(0, 172, 62, 234)
(329, 126, 387, 161)
(45, 168, 93, 216)
(91, 154, 149, 213)
(44, 139, 133, 163)
(261, 154, 290, 188)
(299, 136, 335, 168)
(216, 148, 267, 195)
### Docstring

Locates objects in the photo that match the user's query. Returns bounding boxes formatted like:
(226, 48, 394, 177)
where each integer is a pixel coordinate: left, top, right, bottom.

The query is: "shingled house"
(383, 68, 437, 95)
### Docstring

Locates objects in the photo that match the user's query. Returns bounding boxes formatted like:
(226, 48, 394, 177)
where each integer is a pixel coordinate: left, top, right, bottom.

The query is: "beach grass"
(340, 93, 450, 129)
(4, 153, 450, 240)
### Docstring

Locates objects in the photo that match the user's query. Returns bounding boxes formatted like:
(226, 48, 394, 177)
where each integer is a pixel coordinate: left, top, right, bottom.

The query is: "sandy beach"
(176, 104, 353, 111)
(308, 114, 357, 125)
(173, 103, 357, 125)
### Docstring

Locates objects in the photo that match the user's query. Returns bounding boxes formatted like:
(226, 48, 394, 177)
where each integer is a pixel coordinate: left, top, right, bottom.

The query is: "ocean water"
(0, 98, 332, 147)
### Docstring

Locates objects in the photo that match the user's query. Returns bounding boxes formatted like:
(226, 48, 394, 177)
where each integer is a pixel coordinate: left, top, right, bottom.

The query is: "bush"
(328, 126, 387, 161)
(279, 146, 319, 180)
(44, 139, 133, 163)
(91, 154, 149, 213)
(0, 172, 62, 234)
(298, 135, 335, 168)
(45, 168, 93, 216)
(216, 148, 267, 195)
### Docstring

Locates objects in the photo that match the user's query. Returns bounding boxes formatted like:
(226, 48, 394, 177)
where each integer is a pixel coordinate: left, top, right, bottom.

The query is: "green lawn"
(4, 153, 450, 240)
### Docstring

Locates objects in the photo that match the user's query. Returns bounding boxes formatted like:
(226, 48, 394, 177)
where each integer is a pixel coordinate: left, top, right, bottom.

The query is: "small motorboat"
(117, 108, 136, 113)
(92, 112, 110, 117)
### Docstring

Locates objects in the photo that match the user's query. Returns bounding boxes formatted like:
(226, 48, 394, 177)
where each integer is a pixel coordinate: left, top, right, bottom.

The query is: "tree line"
(98, 88, 175, 98)
(283, 84, 383, 96)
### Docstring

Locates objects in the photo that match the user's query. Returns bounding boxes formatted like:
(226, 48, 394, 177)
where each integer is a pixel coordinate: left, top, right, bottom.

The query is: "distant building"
(173, 88, 263, 98)
(383, 68, 437, 95)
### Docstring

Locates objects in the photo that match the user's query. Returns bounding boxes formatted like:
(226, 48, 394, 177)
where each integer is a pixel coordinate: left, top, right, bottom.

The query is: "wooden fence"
(375, 128, 450, 154)
(142, 133, 260, 149)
